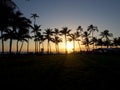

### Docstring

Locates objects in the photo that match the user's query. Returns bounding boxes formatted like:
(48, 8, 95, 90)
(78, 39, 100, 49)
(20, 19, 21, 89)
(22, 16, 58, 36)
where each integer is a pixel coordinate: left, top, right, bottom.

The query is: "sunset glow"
(66, 42, 73, 52)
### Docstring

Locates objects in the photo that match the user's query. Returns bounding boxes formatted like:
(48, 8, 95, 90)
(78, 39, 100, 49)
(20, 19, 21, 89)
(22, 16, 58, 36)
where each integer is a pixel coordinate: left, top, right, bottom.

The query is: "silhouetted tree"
(51, 36, 62, 54)
(87, 24, 98, 50)
(97, 38, 103, 48)
(113, 38, 119, 48)
(82, 31, 90, 51)
(36, 32, 45, 53)
(100, 30, 113, 48)
(31, 13, 39, 25)
(31, 24, 41, 53)
(53, 28, 60, 36)
(15, 13, 31, 53)
(44, 28, 53, 54)
(90, 37, 98, 50)
(0, 0, 16, 53)
(118, 37, 120, 46)
(68, 33, 79, 53)
(60, 27, 71, 54)
(52, 28, 62, 53)
(76, 26, 83, 52)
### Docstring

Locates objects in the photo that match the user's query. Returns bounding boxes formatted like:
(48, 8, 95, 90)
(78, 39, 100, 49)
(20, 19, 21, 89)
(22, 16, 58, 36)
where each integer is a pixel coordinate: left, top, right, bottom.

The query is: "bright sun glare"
(67, 42, 73, 51)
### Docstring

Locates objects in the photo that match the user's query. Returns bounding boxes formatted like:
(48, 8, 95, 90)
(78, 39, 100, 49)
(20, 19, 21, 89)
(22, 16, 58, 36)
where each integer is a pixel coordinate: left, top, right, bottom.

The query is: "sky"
(2, 0, 120, 53)
(13, 0, 120, 37)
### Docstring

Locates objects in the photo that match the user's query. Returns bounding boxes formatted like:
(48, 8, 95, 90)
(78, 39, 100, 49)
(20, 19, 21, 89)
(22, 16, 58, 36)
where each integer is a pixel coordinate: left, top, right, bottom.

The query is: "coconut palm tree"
(18, 33, 30, 53)
(51, 36, 62, 54)
(53, 28, 60, 36)
(35, 32, 45, 53)
(113, 38, 119, 48)
(44, 28, 53, 54)
(118, 37, 120, 47)
(16, 27, 31, 53)
(52, 28, 62, 53)
(100, 30, 113, 48)
(31, 13, 39, 25)
(76, 26, 83, 52)
(0, 0, 16, 53)
(3, 28, 16, 53)
(68, 33, 79, 53)
(97, 38, 103, 48)
(2, 10, 31, 54)
(87, 24, 98, 50)
(16, 15, 31, 53)
(82, 31, 90, 51)
(90, 37, 98, 50)
(60, 27, 71, 54)
(31, 24, 41, 53)
(77, 26, 83, 32)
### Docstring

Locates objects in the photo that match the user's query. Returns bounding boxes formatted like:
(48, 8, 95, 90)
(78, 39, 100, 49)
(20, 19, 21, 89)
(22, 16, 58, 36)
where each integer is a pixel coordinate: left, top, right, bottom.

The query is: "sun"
(67, 42, 73, 52)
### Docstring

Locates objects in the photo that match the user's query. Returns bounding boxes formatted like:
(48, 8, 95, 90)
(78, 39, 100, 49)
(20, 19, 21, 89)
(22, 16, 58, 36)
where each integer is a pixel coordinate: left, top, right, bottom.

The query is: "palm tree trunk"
(9, 38, 12, 54)
(58, 44, 59, 54)
(27, 38, 29, 53)
(36, 41, 38, 53)
(34, 41, 36, 53)
(50, 44, 51, 54)
(42, 42, 44, 50)
(47, 40, 49, 54)
(92, 32, 94, 50)
(1, 31, 4, 54)
(2, 37, 4, 54)
(93, 43, 95, 51)
(42, 42, 44, 54)
(55, 44, 57, 54)
(39, 42, 41, 53)
(78, 41, 81, 52)
(19, 41, 24, 53)
(16, 40, 19, 53)
(65, 35, 67, 54)
(73, 40, 75, 53)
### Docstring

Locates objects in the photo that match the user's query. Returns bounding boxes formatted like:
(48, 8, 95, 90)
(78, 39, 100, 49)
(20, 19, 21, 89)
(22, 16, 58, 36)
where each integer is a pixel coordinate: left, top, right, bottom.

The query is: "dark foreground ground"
(0, 54, 120, 89)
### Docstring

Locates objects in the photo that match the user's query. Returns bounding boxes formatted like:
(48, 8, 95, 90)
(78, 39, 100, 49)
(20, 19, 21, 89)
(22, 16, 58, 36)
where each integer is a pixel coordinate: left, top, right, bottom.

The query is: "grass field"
(0, 54, 120, 89)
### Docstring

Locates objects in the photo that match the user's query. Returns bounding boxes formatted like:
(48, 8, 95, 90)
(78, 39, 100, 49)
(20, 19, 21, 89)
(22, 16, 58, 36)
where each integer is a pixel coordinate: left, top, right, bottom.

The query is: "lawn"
(0, 54, 120, 89)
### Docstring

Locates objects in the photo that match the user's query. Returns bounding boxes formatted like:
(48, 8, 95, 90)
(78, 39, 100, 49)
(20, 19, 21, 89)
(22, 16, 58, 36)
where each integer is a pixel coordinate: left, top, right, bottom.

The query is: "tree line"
(0, 0, 120, 54)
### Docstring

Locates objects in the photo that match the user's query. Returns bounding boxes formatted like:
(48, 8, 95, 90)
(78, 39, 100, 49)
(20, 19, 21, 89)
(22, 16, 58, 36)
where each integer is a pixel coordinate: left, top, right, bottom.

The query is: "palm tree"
(51, 36, 62, 54)
(2, 10, 31, 54)
(0, 0, 16, 53)
(31, 13, 39, 25)
(3, 28, 16, 53)
(60, 27, 71, 54)
(90, 37, 98, 50)
(18, 33, 30, 53)
(53, 28, 60, 36)
(36, 32, 45, 53)
(68, 33, 79, 53)
(31, 24, 41, 53)
(30, 13, 39, 53)
(77, 26, 83, 32)
(27, 27, 31, 53)
(100, 30, 113, 48)
(113, 38, 118, 48)
(52, 28, 62, 53)
(44, 28, 53, 54)
(87, 24, 98, 50)
(82, 31, 90, 51)
(76, 26, 83, 52)
(97, 38, 103, 48)
(118, 37, 120, 47)
(16, 27, 31, 54)
(16, 14, 31, 53)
